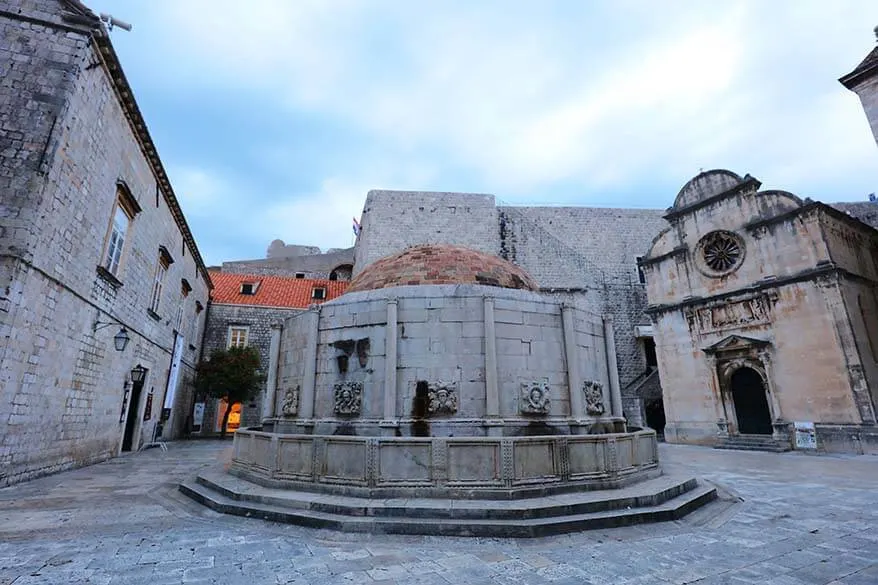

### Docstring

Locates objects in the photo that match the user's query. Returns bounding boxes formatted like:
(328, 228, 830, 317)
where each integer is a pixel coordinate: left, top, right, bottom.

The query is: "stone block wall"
(221, 247, 355, 279)
(351, 191, 667, 425)
(276, 310, 313, 414)
(354, 191, 501, 273)
(200, 303, 303, 433)
(0, 2, 211, 485)
(272, 285, 619, 437)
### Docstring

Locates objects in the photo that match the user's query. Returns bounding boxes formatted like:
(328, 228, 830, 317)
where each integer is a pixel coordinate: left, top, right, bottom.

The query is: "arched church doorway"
(644, 398, 666, 436)
(730, 367, 772, 435)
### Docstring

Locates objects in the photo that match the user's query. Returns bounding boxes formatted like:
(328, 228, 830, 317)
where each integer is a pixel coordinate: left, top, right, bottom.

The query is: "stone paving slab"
(0, 440, 876, 584)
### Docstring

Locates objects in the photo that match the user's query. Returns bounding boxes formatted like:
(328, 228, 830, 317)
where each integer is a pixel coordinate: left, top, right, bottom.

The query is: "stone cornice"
(32, 2, 215, 290)
(644, 263, 844, 316)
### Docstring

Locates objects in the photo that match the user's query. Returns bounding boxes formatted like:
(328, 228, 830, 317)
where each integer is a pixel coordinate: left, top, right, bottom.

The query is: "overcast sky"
(87, 1, 878, 265)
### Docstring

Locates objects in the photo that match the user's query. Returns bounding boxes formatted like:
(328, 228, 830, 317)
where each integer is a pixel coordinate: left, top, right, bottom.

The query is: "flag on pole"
(352, 217, 361, 236)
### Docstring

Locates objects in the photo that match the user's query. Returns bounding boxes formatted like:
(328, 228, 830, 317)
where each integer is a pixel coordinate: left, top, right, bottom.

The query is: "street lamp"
(114, 328, 130, 352)
(94, 318, 130, 352)
(130, 364, 147, 384)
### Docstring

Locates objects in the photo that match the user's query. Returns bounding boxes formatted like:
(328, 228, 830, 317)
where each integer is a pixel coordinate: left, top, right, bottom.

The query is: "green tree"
(195, 346, 264, 438)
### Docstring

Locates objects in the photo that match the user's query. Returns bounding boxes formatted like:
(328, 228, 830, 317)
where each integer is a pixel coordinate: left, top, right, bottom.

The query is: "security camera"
(99, 13, 133, 32)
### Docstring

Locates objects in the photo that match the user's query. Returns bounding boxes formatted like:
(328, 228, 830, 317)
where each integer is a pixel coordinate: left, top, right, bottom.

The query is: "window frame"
(311, 286, 326, 300)
(100, 181, 142, 278)
(227, 325, 250, 349)
(149, 255, 170, 314)
(240, 281, 259, 295)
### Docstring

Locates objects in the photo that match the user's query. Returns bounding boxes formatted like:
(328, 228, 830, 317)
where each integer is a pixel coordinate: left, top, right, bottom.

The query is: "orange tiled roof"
(209, 271, 348, 308)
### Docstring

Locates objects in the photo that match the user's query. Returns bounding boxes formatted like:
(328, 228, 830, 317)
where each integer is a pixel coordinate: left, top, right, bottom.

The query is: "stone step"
(179, 473, 717, 537)
(192, 471, 699, 521)
(714, 436, 791, 452)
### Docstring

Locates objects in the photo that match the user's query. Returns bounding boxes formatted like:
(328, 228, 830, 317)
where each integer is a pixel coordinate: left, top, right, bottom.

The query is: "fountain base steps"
(180, 470, 717, 537)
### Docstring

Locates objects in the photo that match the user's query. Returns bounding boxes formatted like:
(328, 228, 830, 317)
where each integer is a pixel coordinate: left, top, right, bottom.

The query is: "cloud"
(91, 0, 878, 264)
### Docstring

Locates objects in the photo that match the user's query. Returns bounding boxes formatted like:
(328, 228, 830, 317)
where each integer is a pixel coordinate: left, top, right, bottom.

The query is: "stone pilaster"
(603, 315, 624, 421)
(300, 308, 320, 421)
(561, 304, 584, 420)
(262, 322, 283, 422)
(380, 299, 399, 436)
(484, 296, 502, 436)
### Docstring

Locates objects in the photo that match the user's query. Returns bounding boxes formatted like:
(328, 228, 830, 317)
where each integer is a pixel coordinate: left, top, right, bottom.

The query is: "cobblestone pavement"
(0, 440, 876, 585)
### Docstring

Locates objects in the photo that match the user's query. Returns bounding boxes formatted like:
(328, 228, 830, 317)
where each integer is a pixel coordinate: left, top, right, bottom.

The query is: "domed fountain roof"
(346, 244, 539, 293)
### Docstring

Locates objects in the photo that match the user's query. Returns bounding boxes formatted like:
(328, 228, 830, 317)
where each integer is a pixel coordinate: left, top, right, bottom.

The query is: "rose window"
(699, 231, 744, 274)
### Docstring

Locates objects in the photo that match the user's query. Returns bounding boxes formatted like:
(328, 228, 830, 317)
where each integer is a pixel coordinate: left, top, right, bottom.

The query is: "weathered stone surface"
(0, 0, 211, 486)
(644, 170, 878, 453)
(3, 441, 878, 584)
(351, 189, 668, 428)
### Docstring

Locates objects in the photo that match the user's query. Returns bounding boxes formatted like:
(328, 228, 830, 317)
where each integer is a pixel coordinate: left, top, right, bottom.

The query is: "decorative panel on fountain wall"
(567, 438, 607, 478)
(278, 438, 314, 478)
(447, 442, 501, 484)
(377, 441, 433, 485)
(322, 439, 367, 482)
(513, 440, 557, 481)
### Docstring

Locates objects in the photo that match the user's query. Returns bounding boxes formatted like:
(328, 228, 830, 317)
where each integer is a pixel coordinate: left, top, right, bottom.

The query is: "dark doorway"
(643, 338, 658, 368)
(730, 367, 772, 435)
(122, 379, 144, 451)
(644, 398, 666, 435)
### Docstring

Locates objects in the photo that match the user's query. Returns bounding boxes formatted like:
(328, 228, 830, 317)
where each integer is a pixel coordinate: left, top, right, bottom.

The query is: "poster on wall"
(192, 402, 205, 432)
(794, 421, 817, 449)
(143, 389, 153, 421)
(163, 333, 186, 410)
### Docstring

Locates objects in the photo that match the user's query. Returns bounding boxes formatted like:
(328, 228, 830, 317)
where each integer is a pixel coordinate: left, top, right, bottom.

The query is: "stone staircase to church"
(180, 470, 717, 537)
(714, 434, 792, 453)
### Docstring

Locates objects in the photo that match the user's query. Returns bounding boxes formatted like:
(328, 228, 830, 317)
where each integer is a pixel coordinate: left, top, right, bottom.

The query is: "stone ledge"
(230, 429, 659, 498)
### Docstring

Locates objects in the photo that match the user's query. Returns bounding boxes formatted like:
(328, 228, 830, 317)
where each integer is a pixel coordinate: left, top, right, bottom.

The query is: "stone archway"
(729, 366, 772, 435)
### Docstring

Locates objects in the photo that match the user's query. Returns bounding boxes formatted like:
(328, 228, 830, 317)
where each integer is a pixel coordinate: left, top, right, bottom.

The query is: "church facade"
(642, 170, 878, 454)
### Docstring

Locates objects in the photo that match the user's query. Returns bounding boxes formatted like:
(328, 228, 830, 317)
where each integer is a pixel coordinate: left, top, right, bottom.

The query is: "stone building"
(642, 170, 878, 454)
(0, 0, 212, 486)
(197, 271, 347, 435)
(352, 191, 667, 430)
(219, 239, 355, 281)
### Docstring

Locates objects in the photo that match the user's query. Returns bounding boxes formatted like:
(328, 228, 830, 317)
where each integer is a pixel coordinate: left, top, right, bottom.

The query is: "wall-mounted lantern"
(94, 318, 131, 352)
(114, 328, 131, 352)
(130, 364, 147, 384)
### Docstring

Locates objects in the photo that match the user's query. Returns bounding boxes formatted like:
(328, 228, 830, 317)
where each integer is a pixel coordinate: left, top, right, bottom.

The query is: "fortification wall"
(354, 191, 500, 273)
(221, 247, 355, 279)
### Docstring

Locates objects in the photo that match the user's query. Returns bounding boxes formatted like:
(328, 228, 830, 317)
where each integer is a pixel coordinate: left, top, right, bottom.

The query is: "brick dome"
(346, 245, 539, 293)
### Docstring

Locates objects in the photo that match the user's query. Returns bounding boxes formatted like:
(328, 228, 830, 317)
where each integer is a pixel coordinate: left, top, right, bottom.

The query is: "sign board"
(143, 389, 153, 421)
(163, 333, 185, 409)
(192, 402, 205, 432)
(794, 421, 817, 449)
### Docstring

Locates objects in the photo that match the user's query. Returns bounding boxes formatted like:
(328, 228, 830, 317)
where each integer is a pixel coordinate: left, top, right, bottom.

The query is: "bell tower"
(840, 27, 878, 149)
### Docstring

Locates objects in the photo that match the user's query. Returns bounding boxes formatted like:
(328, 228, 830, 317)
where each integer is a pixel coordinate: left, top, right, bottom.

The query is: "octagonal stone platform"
(180, 429, 717, 536)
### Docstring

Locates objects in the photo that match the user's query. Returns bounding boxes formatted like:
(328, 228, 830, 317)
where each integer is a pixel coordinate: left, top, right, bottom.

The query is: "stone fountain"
(182, 245, 715, 536)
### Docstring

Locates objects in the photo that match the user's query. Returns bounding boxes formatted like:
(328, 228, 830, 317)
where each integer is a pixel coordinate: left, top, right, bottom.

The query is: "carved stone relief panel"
(520, 379, 551, 415)
(281, 385, 300, 416)
(687, 296, 771, 334)
(334, 381, 363, 416)
(427, 382, 458, 415)
(582, 380, 605, 416)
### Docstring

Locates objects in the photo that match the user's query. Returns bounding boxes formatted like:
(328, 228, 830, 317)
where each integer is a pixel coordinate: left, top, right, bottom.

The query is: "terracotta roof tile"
(347, 244, 539, 293)
(209, 271, 347, 308)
